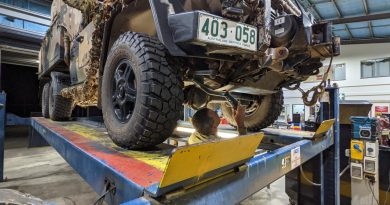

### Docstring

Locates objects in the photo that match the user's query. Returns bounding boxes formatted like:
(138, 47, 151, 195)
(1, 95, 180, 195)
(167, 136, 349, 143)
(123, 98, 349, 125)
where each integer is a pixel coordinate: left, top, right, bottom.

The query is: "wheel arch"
(50, 72, 71, 96)
(107, 1, 157, 53)
(98, 1, 158, 108)
(106, 0, 187, 60)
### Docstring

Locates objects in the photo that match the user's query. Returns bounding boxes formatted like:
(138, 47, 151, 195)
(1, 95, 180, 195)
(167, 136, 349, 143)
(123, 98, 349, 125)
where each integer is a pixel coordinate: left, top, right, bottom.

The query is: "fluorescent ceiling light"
(176, 127, 195, 133)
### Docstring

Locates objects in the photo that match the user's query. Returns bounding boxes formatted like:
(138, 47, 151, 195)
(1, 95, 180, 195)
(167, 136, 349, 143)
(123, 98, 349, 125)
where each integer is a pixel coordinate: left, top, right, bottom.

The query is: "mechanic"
(188, 105, 247, 144)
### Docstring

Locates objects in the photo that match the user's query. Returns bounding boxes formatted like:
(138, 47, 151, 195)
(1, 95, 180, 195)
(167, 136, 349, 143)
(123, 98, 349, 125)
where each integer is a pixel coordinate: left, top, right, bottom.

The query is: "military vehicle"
(39, 0, 340, 149)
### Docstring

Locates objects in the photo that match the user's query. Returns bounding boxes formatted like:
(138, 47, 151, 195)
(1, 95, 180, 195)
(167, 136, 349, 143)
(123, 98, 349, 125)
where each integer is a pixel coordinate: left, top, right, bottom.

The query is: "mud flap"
(50, 72, 71, 96)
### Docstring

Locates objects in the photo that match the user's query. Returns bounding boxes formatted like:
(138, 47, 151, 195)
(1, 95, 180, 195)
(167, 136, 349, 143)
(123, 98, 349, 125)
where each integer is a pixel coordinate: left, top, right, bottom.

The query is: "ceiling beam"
(368, 22, 374, 38)
(298, 0, 322, 20)
(342, 38, 390, 45)
(331, 0, 343, 18)
(345, 25, 353, 40)
(362, 0, 369, 15)
(330, 1, 353, 39)
(331, 13, 390, 24)
(361, 0, 374, 38)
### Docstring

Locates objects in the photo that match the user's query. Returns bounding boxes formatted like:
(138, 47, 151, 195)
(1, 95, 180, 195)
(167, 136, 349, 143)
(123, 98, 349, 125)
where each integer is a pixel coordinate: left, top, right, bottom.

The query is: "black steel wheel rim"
(245, 101, 259, 116)
(112, 59, 136, 123)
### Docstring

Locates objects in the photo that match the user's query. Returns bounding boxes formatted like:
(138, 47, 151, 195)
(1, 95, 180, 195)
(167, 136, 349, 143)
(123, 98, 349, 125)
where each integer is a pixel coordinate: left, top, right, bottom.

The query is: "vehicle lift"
(1, 87, 341, 205)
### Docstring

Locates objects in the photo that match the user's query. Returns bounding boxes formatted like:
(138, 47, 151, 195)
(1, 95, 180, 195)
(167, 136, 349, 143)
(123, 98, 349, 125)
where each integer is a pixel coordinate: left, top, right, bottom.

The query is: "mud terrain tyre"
(41, 82, 50, 118)
(101, 32, 184, 149)
(48, 81, 73, 121)
(221, 91, 284, 131)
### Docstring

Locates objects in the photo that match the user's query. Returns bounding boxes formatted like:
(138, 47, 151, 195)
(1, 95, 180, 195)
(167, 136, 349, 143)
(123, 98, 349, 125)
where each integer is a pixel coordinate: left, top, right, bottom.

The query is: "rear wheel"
(48, 80, 73, 121)
(41, 82, 50, 118)
(221, 91, 284, 131)
(101, 32, 183, 149)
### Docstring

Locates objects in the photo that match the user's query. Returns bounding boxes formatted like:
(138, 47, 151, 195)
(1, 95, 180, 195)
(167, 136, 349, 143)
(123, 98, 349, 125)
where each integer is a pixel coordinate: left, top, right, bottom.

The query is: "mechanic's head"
(192, 108, 220, 136)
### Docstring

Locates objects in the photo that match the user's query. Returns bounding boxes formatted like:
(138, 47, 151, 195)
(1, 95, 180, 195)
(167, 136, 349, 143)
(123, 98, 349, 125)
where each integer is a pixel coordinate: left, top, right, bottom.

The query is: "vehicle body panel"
(39, 0, 83, 78)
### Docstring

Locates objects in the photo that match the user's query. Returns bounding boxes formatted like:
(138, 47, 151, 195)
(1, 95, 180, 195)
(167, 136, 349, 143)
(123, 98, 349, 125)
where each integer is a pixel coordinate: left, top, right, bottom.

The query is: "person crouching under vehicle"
(188, 105, 247, 144)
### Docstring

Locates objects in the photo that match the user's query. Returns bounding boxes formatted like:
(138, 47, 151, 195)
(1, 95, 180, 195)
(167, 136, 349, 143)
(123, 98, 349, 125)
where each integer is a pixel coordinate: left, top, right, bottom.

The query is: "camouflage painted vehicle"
(39, 0, 340, 149)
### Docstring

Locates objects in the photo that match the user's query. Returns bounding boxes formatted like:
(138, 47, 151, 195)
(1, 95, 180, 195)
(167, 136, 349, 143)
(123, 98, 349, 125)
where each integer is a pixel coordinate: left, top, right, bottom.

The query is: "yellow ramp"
(314, 119, 336, 137)
(159, 132, 264, 189)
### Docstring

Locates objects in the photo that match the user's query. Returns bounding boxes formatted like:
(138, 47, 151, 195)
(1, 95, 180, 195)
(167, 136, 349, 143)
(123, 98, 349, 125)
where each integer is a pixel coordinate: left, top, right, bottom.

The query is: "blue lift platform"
(6, 88, 341, 205)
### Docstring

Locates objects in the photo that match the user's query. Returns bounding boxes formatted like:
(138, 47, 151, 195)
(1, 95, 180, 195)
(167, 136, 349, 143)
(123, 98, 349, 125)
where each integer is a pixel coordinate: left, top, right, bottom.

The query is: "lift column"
(285, 86, 340, 205)
(321, 87, 341, 205)
(0, 92, 5, 182)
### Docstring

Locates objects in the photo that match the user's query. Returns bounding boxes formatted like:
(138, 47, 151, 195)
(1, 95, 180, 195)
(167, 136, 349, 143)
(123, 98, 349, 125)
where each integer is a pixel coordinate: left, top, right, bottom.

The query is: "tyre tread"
(247, 92, 284, 132)
(49, 82, 73, 121)
(41, 83, 50, 118)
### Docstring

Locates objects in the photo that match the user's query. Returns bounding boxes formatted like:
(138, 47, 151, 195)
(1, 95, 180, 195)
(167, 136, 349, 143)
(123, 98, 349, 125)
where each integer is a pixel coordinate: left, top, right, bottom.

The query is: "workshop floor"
(0, 126, 289, 205)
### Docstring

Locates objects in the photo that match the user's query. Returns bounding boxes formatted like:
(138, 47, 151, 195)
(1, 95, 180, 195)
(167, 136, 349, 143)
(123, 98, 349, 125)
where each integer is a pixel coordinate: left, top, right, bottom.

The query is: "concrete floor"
(0, 126, 289, 205)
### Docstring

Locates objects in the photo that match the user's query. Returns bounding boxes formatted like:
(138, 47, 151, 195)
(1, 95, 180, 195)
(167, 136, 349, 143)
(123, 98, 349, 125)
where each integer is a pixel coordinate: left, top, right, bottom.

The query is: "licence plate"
(197, 13, 258, 51)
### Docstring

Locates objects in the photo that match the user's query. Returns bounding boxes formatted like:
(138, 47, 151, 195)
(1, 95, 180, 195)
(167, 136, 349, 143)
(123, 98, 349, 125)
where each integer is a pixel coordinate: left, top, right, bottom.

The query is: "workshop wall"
(283, 43, 390, 121)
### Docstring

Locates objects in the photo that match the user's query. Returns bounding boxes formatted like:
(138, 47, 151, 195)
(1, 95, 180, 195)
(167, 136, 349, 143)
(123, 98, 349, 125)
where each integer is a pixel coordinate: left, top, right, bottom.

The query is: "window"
(361, 58, 390, 78)
(24, 20, 48, 33)
(0, 0, 28, 9)
(362, 62, 374, 78)
(305, 63, 346, 82)
(0, 14, 48, 33)
(0, 0, 50, 15)
(332, 63, 346, 81)
(0, 15, 23, 29)
(28, 0, 50, 15)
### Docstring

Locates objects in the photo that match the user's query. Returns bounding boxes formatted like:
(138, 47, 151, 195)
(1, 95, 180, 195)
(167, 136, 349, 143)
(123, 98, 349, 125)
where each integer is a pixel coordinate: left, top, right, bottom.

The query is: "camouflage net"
(60, 0, 120, 107)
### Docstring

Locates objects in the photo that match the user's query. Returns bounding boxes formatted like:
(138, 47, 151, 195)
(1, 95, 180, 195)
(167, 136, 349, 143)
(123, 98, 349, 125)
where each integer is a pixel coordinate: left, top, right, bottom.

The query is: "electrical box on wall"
(350, 117, 379, 140)
(350, 117, 379, 204)
(351, 162, 363, 180)
(365, 141, 376, 158)
(364, 157, 377, 174)
(351, 140, 364, 161)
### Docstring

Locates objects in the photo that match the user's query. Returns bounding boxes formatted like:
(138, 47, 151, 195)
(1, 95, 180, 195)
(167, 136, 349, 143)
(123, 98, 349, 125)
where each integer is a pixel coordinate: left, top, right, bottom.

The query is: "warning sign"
(375, 106, 389, 116)
(291, 147, 301, 169)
